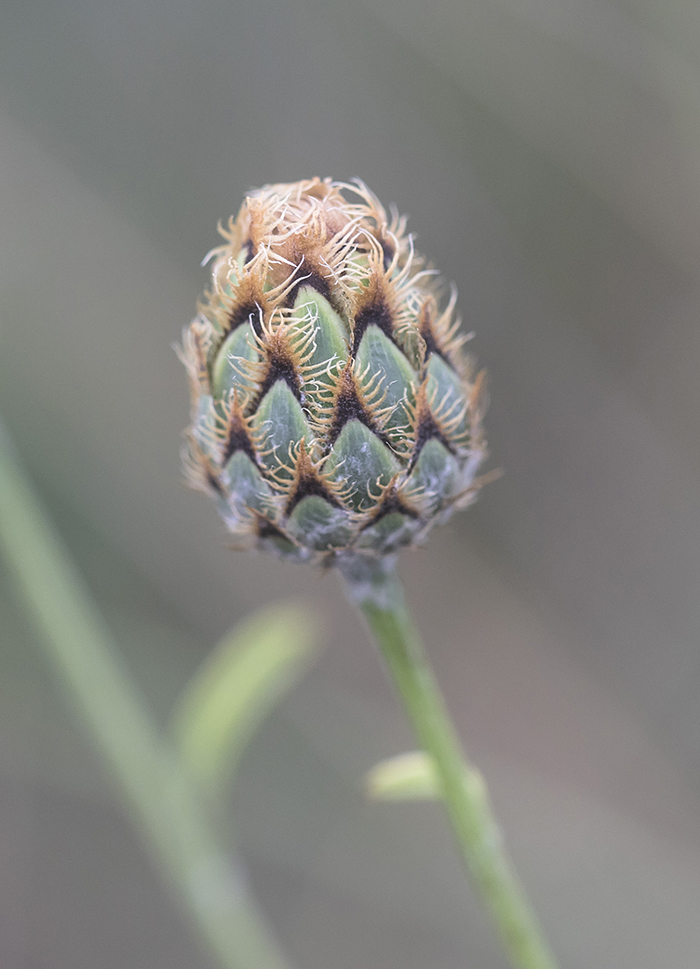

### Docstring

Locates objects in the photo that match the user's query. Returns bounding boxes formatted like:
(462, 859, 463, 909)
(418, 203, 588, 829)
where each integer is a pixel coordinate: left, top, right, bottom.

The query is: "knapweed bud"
(180, 178, 487, 566)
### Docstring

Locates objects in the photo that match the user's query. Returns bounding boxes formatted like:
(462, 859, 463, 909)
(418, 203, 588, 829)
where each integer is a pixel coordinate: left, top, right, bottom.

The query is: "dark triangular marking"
(361, 491, 419, 530)
(326, 370, 384, 447)
(222, 422, 257, 466)
(285, 268, 332, 306)
(250, 348, 302, 413)
(285, 473, 341, 517)
(227, 300, 260, 336)
(410, 411, 456, 470)
(352, 296, 395, 355)
(420, 322, 448, 363)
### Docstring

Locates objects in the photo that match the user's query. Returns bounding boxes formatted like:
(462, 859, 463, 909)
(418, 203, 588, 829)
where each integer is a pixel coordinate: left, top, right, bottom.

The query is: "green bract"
(180, 178, 487, 566)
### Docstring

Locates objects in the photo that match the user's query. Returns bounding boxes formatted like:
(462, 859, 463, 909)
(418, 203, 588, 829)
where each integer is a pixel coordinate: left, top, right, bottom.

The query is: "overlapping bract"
(180, 178, 487, 565)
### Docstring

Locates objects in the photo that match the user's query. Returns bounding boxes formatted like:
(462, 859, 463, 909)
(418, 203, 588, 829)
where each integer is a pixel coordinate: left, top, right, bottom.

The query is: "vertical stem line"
(0, 425, 292, 969)
(341, 557, 560, 969)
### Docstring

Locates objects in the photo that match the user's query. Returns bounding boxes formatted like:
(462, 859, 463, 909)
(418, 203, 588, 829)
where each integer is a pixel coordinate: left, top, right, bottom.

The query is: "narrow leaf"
(365, 750, 440, 801)
(172, 601, 321, 794)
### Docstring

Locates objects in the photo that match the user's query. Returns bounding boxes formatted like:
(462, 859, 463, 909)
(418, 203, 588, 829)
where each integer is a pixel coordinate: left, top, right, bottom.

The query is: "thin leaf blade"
(364, 750, 440, 801)
(172, 601, 321, 794)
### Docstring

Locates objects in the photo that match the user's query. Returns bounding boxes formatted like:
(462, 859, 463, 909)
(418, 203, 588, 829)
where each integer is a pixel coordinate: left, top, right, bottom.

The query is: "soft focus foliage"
(172, 600, 321, 795)
(365, 750, 440, 801)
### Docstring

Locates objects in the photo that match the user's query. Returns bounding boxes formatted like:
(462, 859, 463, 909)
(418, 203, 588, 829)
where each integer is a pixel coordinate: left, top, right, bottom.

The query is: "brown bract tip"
(316, 358, 393, 448)
(407, 378, 469, 469)
(417, 289, 468, 371)
(245, 311, 318, 412)
(359, 476, 422, 530)
(277, 440, 350, 516)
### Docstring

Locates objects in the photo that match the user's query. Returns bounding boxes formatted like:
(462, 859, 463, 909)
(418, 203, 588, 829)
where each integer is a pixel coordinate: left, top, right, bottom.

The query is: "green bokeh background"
(2, 0, 700, 965)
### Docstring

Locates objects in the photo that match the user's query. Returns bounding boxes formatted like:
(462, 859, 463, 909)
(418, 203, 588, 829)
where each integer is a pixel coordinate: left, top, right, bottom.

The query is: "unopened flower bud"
(180, 178, 488, 566)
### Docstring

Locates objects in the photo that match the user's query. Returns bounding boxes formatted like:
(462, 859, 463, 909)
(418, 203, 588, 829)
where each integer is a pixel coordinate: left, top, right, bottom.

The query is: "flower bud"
(180, 178, 488, 566)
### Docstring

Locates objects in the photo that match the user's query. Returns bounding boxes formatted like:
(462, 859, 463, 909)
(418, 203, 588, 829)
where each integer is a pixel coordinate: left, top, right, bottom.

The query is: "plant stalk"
(340, 555, 560, 969)
(0, 424, 292, 969)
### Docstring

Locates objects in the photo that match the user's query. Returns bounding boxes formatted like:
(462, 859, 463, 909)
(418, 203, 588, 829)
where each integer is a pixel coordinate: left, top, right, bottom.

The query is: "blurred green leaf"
(172, 601, 321, 794)
(366, 751, 489, 806)
(365, 751, 440, 801)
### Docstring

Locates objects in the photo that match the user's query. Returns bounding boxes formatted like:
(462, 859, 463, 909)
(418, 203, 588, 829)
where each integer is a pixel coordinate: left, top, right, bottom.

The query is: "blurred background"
(2, 0, 700, 966)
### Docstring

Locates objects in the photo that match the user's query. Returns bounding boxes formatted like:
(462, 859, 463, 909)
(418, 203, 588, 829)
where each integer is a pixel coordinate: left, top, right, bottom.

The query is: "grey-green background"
(2, 0, 700, 966)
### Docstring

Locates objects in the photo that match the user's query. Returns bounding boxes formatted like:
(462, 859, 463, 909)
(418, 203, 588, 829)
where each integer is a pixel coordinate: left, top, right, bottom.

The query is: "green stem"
(340, 555, 560, 969)
(0, 424, 292, 969)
